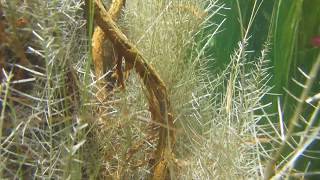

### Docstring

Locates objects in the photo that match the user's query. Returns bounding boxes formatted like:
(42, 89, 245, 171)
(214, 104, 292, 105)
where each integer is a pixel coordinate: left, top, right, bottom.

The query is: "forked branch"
(92, 0, 126, 101)
(91, 0, 176, 179)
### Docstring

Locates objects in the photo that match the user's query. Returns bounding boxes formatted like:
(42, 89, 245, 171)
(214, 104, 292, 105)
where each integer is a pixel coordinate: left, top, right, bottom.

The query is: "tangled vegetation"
(0, 0, 320, 179)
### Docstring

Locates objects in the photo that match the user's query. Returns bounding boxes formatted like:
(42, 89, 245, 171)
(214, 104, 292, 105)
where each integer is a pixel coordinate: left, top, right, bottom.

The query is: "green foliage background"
(203, 0, 320, 177)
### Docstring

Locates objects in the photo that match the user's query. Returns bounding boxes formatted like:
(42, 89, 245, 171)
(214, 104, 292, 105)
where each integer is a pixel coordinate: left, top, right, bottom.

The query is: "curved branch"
(92, 0, 125, 101)
(92, 0, 175, 179)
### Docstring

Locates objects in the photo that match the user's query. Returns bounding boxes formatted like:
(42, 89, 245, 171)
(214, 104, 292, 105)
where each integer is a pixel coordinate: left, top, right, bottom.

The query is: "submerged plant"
(0, 0, 319, 179)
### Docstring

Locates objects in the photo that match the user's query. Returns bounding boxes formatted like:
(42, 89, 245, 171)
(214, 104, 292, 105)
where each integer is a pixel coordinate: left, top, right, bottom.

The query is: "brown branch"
(92, 0, 125, 101)
(92, 0, 176, 179)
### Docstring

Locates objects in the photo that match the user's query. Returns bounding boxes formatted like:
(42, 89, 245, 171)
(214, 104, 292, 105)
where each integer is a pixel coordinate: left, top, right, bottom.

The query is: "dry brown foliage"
(0, 5, 31, 86)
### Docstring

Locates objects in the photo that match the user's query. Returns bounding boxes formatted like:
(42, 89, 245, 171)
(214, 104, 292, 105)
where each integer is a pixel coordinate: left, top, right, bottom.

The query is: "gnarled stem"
(92, 0, 176, 179)
(92, 0, 125, 101)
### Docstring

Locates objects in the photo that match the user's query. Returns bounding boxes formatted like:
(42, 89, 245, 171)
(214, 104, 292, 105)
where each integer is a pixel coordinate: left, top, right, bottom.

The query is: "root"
(91, 0, 176, 179)
(92, 0, 126, 101)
